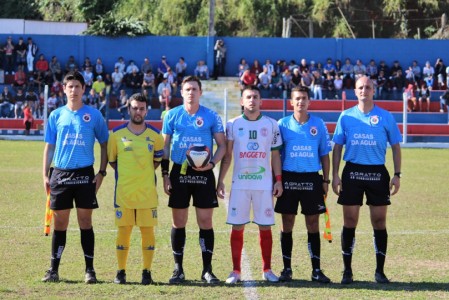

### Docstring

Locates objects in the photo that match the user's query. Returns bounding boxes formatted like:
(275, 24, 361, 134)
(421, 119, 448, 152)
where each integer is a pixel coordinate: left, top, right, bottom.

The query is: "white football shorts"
(226, 189, 275, 226)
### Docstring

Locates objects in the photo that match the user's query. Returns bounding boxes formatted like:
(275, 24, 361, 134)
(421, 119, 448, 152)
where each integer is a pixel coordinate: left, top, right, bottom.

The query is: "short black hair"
(291, 86, 310, 98)
(127, 93, 147, 108)
(241, 85, 260, 96)
(63, 71, 85, 88)
(182, 75, 202, 91)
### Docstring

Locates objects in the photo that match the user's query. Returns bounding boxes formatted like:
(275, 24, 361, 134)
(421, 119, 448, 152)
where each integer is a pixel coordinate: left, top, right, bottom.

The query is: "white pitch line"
(222, 195, 259, 300)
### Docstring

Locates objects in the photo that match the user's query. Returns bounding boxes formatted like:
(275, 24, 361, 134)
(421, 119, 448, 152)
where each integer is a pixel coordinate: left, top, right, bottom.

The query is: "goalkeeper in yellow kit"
(107, 93, 164, 285)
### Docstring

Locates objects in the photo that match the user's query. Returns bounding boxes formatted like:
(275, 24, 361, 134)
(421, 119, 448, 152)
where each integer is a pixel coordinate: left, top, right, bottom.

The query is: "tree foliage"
(1, 0, 449, 38)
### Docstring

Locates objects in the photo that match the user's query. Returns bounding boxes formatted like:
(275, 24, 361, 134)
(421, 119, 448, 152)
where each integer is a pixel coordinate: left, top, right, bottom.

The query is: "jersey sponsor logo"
(195, 116, 204, 127)
(247, 142, 259, 150)
(310, 126, 318, 136)
(370, 115, 379, 125)
(124, 147, 133, 151)
(284, 181, 313, 190)
(57, 176, 90, 185)
(116, 210, 123, 219)
(82, 113, 91, 122)
(239, 151, 267, 158)
(179, 175, 208, 184)
(349, 172, 381, 181)
(231, 207, 238, 217)
(351, 133, 377, 146)
(237, 166, 265, 180)
(238, 128, 244, 137)
(265, 208, 273, 217)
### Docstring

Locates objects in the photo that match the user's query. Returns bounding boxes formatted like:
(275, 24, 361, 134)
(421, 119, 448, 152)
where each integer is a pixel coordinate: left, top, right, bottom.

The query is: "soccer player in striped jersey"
(217, 85, 283, 284)
(275, 86, 332, 283)
(42, 71, 109, 283)
(332, 76, 402, 284)
(161, 76, 226, 284)
(108, 93, 164, 285)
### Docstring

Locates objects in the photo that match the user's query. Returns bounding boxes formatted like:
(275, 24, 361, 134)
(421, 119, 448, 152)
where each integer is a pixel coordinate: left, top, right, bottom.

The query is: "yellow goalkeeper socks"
(116, 226, 133, 270)
(140, 226, 155, 271)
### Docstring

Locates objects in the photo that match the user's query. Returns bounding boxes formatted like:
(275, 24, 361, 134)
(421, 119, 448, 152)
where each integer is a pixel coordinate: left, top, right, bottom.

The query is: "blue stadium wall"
(2, 34, 449, 77)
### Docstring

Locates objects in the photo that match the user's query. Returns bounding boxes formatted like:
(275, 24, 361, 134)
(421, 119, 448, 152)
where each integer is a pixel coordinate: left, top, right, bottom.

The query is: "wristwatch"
(394, 172, 402, 178)
(98, 170, 107, 177)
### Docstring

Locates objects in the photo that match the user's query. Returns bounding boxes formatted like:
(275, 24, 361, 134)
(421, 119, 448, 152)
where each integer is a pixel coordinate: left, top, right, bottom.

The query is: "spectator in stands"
(175, 57, 187, 82)
(0, 86, 14, 118)
(376, 70, 387, 99)
(239, 69, 257, 90)
(94, 57, 105, 78)
(126, 68, 142, 93)
(194, 60, 209, 80)
(366, 59, 378, 79)
(157, 74, 172, 109)
(334, 74, 343, 99)
(264, 59, 274, 76)
(82, 57, 92, 71)
(323, 58, 336, 77)
(214, 39, 226, 79)
(275, 59, 287, 74)
(82, 66, 94, 89)
(51, 80, 64, 96)
(418, 82, 431, 112)
(3, 36, 15, 74)
(297, 58, 307, 73)
(141, 57, 153, 76)
(323, 73, 335, 99)
(85, 88, 99, 108)
(22, 102, 33, 135)
(56, 90, 66, 106)
(142, 88, 151, 109)
(111, 66, 124, 95)
(258, 66, 272, 91)
(98, 90, 107, 116)
(271, 71, 283, 97)
(403, 83, 416, 112)
(92, 75, 106, 94)
(26, 37, 38, 73)
(434, 58, 446, 89)
(65, 55, 78, 74)
(238, 58, 249, 77)
(341, 58, 354, 88)
(15, 37, 26, 69)
(288, 60, 299, 73)
(411, 60, 421, 83)
(104, 73, 112, 96)
(160, 99, 173, 122)
(390, 60, 403, 79)
(315, 62, 323, 75)
(47, 92, 58, 114)
(13, 65, 27, 90)
(353, 59, 366, 80)
(165, 67, 178, 95)
(301, 69, 314, 91)
(439, 88, 449, 118)
(117, 89, 129, 119)
(312, 70, 323, 100)
(291, 68, 301, 88)
(425, 73, 434, 90)
(49, 56, 63, 82)
(25, 88, 39, 118)
(335, 59, 343, 77)
(126, 60, 139, 78)
(378, 60, 390, 78)
(157, 55, 171, 81)
(142, 70, 156, 95)
(309, 60, 317, 74)
(14, 87, 25, 119)
(391, 69, 405, 100)
(281, 69, 293, 91)
(115, 56, 126, 74)
(423, 61, 434, 78)
(251, 59, 263, 76)
(405, 66, 416, 84)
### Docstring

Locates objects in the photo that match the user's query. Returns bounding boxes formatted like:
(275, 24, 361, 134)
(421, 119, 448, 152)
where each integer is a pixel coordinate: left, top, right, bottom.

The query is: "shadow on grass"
(275, 279, 449, 292)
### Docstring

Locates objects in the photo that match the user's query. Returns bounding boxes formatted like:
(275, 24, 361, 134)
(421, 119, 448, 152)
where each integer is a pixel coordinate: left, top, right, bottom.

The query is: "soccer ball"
(186, 144, 211, 168)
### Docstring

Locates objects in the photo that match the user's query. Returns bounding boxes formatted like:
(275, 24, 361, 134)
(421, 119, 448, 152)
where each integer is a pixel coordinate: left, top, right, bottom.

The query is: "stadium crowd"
(1, 36, 449, 119)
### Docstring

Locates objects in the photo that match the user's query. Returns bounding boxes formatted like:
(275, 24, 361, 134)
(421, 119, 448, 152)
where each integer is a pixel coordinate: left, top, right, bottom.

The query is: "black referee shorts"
(337, 162, 391, 206)
(168, 163, 219, 209)
(50, 166, 98, 210)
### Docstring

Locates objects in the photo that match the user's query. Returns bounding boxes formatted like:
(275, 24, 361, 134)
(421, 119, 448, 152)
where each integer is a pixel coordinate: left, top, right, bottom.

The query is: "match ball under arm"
(186, 144, 211, 168)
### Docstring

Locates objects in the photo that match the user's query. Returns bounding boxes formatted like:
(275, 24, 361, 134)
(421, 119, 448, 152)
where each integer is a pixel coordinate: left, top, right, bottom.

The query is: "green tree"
(0, 0, 42, 19)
